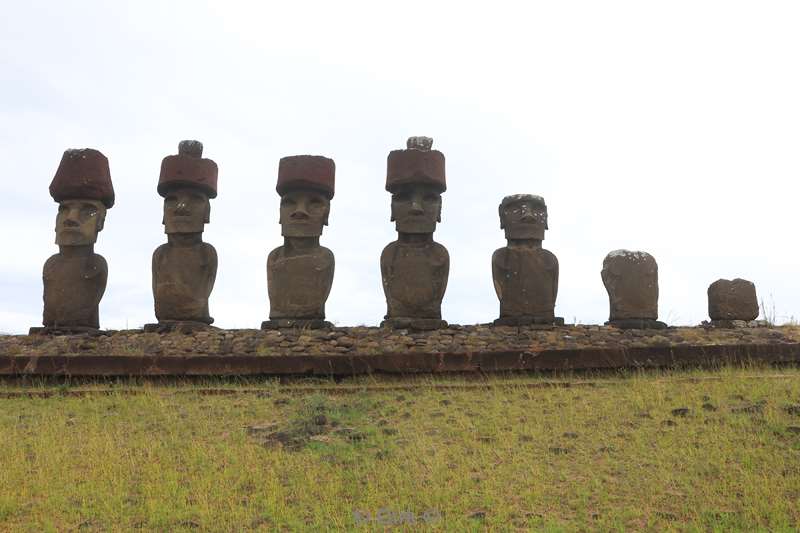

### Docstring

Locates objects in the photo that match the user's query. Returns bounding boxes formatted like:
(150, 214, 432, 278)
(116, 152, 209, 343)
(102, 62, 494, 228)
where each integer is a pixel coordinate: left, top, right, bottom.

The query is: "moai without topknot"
(263, 155, 336, 329)
(492, 195, 562, 326)
(31, 149, 115, 334)
(381, 137, 449, 330)
(707, 278, 759, 327)
(147, 141, 218, 333)
(601, 250, 667, 329)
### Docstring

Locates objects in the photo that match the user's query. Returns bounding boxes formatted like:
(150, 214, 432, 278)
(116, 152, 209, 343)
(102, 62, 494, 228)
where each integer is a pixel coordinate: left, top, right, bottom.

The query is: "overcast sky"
(1, 1, 799, 333)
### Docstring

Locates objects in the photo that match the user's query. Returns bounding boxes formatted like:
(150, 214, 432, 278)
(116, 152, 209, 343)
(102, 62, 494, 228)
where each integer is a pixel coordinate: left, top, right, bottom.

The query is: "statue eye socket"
(281, 198, 296, 207)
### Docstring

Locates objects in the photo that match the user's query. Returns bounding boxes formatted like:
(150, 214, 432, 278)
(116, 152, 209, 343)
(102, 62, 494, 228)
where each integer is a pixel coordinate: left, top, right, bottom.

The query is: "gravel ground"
(1, 324, 798, 357)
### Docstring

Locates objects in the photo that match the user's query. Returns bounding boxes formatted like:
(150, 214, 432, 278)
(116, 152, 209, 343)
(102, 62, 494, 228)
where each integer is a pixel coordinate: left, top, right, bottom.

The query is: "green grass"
(1, 367, 800, 531)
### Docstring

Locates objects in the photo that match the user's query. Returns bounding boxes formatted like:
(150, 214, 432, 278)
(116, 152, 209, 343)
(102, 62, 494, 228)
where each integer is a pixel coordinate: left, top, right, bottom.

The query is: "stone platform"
(1, 324, 798, 377)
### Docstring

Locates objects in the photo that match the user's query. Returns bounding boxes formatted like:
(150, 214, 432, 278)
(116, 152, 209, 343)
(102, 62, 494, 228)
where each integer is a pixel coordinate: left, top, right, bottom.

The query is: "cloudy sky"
(1, 1, 799, 333)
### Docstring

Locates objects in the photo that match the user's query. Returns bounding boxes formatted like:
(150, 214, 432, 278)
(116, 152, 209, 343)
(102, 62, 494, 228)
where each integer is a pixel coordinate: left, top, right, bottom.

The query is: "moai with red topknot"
(31, 149, 115, 334)
(492, 194, 563, 326)
(381, 137, 449, 330)
(262, 155, 336, 329)
(146, 141, 219, 333)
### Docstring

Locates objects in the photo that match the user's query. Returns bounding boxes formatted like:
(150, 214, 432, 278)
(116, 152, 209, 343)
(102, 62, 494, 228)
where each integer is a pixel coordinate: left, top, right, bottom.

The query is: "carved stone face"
(55, 199, 106, 246)
(500, 197, 547, 240)
(391, 184, 442, 234)
(163, 187, 210, 234)
(279, 189, 330, 238)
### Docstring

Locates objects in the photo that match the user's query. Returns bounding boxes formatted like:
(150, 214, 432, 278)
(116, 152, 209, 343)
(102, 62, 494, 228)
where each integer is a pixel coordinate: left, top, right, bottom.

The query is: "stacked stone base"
(380, 318, 449, 331)
(261, 319, 333, 330)
(144, 321, 217, 334)
(605, 319, 667, 330)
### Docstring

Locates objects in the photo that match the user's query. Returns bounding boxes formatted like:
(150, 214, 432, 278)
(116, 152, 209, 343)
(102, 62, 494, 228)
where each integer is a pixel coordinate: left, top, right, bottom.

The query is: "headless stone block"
(381, 137, 449, 330)
(149, 141, 218, 331)
(708, 278, 759, 322)
(601, 250, 666, 329)
(33, 149, 114, 335)
(492, 194, 561, 326)
(264, 156, 335, 330)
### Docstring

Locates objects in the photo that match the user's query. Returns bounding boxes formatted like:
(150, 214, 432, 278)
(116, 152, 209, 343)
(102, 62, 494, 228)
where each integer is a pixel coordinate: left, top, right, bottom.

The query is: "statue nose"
(175, 202, 189, 214)
(521, 214, 535, 222)
(291, 209, 310, 219)
(63, 218, 79, 227)
(410, 202, 424, 214)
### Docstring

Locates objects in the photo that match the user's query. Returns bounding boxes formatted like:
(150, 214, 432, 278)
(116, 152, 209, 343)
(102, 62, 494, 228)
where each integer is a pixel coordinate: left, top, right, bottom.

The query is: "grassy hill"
(1, 366, 799, 531)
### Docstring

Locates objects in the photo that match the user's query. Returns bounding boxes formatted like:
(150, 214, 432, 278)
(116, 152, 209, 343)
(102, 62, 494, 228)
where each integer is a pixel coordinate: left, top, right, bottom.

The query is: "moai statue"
(601, 250, 667, 329)
(381, 137, 449, 330)
(262, 155, 335, 329)
(31, 149, 115, 335)
(707, 278, 759, 327)
(146, 141, 218, 333)
(492, 195, 563, 326)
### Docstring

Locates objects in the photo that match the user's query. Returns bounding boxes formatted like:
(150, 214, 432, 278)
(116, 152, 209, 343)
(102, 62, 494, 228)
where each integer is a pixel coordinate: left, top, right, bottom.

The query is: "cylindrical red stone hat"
(277, 155, 335, 199)
(386, 136, 446, 193)
(158, 140, 218, 198)
(50, 148, 115, 208)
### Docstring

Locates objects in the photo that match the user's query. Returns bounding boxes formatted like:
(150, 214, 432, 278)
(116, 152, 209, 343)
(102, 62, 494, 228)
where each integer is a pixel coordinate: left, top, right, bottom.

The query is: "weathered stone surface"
(37, 148, 113, 333)
(601, 250, 665, 329)
(50, 148, 115, 208)
(381, 137, 449, 329)
(708, 278, 759, 321)
(4, 324, 800, 359)
(266, 156, 336, 327)
(493, 194, 560, 325)
(151, 142, 218, 327)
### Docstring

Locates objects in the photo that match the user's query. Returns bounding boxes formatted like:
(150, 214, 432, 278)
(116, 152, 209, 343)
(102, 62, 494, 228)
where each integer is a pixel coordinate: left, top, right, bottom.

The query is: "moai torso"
(602, 250, 659, 321)
(268, 245, 334, 319)
(492, 246, 558, 320)
(381, 240, 449, 319)
(43, 251, 107, 329)
(707, 278, 759, 322)
(152, 242, 217, 324)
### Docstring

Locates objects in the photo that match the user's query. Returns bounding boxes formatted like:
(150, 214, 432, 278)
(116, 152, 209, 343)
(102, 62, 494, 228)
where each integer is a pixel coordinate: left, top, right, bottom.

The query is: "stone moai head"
(386, 137, 446, 234)
(50, 149, 114, 246)
(158, 140, 217, 234)
(276, 155, 335, 238)
(708, 278, 759, 322)
(499, 194, 547, 241)
(601, 250, 659, 321)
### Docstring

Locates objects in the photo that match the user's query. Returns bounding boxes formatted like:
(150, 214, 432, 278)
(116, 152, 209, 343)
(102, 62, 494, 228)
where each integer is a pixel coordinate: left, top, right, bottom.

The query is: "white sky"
(1, 0, 799, 333)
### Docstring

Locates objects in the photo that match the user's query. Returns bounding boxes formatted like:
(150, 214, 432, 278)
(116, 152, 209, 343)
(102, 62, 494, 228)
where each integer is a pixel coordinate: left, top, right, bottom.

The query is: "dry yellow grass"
(1, 367, 799, 531)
